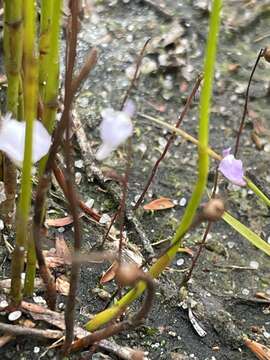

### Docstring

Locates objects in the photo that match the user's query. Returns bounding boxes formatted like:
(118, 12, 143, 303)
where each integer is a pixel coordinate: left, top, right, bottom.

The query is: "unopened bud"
(115, 263, 140, 287)
(263, 47, 270, 63)
(202, 198, 225, 222)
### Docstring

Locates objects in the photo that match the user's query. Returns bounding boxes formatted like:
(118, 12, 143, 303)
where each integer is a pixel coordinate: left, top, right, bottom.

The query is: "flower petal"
(218, 151, 246, 186)
(96, 104, 134, 161)
(0, 114, 51, 167)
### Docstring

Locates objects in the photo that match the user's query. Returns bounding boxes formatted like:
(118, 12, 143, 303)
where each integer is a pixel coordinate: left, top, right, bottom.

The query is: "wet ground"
(1, 0, 270, 359)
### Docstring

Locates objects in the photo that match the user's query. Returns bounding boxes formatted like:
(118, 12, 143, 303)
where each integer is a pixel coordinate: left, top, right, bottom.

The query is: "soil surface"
(1, 1, 270, 359)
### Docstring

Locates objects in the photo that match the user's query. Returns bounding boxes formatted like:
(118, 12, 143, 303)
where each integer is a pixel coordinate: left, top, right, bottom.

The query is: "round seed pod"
(115, 263, 140, 287)
(263, 48, 270, 63)
(202, 198, 225, 222)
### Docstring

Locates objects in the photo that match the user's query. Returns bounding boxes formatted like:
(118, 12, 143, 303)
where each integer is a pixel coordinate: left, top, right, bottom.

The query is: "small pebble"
(179, 197, 187, 207)
(0, 300, 8, 308)
(99, 214, 111, 224)
(8, 310, 22, 321)
(85, 198, 95, 208)
(33, 347, 40, 354)
(263, 331, 270, 339)
(74, 159, 84, 169)
(33, 296, 46, 305)
(242, 288, 249, 296)
(176, 258, 185, 267)
(249, 260, 259, 269)
(0, 219, 4, 230)
(58, 227, 65, 233)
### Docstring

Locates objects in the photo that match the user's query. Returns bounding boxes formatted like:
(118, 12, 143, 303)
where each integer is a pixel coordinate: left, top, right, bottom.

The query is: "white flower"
(95, 100, 135, 161)
(0, 113, 51, 168)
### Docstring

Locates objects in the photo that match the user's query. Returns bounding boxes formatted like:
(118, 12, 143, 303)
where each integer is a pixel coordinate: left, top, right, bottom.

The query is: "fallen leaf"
(143, 197, 175, 211)
(46, 213, 83, 227)
(100, 261, 119, 284)
(55, 234, 72, 265)
(255, 292, 270, 302)
(56, 275, 70, 296)
(43, 250, 67, 268)
(46, 215, 74, 227)
(245, 338, 270, 360)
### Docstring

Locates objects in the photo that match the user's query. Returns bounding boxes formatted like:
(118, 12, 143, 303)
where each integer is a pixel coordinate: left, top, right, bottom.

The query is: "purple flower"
(218, 147, 246, 186)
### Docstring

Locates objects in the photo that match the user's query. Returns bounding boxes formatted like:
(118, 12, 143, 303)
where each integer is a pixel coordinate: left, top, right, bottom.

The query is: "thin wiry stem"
(134, 74, 203, 210)
(62, 0, 81, 354)
(234, 48, 264, 157)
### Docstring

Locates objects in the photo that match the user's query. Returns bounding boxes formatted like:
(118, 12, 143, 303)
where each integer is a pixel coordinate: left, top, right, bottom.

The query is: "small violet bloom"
(0, 113, 51, 168)
(218, 147, 246, 186)
(95, 100, 135, 161)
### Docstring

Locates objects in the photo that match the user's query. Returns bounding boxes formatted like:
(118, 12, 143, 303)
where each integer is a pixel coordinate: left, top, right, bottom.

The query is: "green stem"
(10, 0, 38, 304)
(39, 0, 53, 98)
(39, 0, 62, 175)
(85, 0, 222, 331)
(2, 0, 23, 223)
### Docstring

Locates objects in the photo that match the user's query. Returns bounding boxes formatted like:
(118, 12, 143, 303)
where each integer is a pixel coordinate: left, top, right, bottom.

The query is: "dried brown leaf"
(245, 338, 270, 360)
(143, 197, 175, 211)
(56, 275, 70, 296)
(55, 234, 72, 265)
(100, 261, 119, 284)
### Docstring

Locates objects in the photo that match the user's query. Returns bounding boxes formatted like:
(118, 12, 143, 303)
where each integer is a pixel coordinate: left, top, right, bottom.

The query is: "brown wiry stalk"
(234, 48, 264, 157)
(71, 47, 98, 96)
(134, 74, 203, 210)
(183, 168, 220, 283)
(101, 39, 151, 250)
(70, 262, 155, 354)
(53, 162, 101, 221)
(61, 1, 81, 354)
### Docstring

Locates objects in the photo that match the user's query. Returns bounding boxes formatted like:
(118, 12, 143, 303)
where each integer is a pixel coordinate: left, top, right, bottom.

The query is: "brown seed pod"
(202, 198, 225, 222)
(263, 47, 270, 63)
(115, 263, 140, 287)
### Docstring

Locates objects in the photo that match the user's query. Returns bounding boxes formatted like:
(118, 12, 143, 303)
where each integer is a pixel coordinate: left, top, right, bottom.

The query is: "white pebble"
(8, 310, 22, 321)
(242, 288, 249, 296)
(179, 197, 187, 207)
(0, 219, 4, 230)
(176, 258, 185, 266)
(33, 347, 40, 354)
(75, 159, 84, 168)
(99, 214, 111, 224)
(33, 296, 46, 305)
(249, 260, 259, 269)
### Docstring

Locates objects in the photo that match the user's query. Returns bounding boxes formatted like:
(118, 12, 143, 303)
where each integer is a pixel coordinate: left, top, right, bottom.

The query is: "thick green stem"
(10, 0, 38, 305)
(39, 0, 62, 175)
(39, 0, 53, 98)
(85, 0, 222, 331)
(2, 0, 23, 223)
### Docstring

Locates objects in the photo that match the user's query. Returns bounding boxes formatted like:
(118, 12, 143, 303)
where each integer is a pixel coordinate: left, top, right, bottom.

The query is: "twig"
(53, 161, 101, 222)
(62, 1, 81, 354)
(183, 168, 219, 283)
(0, 322, 63, 339)
(120, 38, 151, 110)
(71, 47, 98, 96)
(234, 48, 264, 157)
(134, 74, 203, 209)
